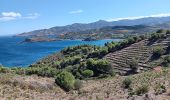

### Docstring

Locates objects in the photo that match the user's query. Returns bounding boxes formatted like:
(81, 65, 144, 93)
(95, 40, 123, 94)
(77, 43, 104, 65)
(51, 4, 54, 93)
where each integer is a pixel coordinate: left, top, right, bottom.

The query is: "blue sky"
(1, 0, 170, 35)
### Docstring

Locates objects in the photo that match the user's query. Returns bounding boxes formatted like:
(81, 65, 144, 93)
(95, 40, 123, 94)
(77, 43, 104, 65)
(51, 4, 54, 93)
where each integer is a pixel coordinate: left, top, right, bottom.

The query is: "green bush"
(135, 84, 149, 95)
(156, 29, 164, 33)
(86, 59, 112, 76)
(0, 66, 11, 73)
(153, 46, 165, 58)
(163, 56, 170, 67)
(55, 71, 75, 91)
(128, 59, 138, 73)
(96, 60, 112, 74)
(166, 30, 170, 34)
(149, 33, 165, 41)
(110, 70, 116, 77)
(82, 69, 94, 78)
(127, 37, 135, 44)
(25, 66, 59, 77)
(164, 56, 170, 63)
(122, 78, 132, 89)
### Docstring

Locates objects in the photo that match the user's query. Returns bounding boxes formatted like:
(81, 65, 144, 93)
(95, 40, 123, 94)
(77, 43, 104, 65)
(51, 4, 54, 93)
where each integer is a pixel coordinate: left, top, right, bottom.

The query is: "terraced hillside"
(152, 34, 170, 48)
(104, 34, 170, 75)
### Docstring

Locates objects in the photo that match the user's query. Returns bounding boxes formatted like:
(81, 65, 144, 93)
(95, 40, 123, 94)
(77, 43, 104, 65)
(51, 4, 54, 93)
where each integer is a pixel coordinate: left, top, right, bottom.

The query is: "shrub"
(139, 35, 146, 40)
(128, 59, 138, 73)
(11, 67, 26, 75)
(55, 71, 75, 91)
(164, 56, 170, 63)
(166, 46, 170, 54)
(95, 60, 112, 74)
(110, 70, 116, 77)
(86, 59, 112, 76)
(149, 33, 165, 41)
(122, 78, 132, 89)
(154, 84, 166, 95)
(74, 79, 83, 90)
(163, 56, 170, 67)
(135, 84, 149, 95)
(166, 30, 170, 35)
(153, 46, 165, 58)
(156, 29, 164, 33)
(0, 66, 11, 73)
(25, 66, 59, 77)
(127, 37, 135, 44)
(82, 69, 94, 78)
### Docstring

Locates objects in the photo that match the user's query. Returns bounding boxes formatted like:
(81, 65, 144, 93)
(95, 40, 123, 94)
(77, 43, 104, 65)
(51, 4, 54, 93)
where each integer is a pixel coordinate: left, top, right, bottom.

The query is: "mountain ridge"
(17, 16, 170, 37)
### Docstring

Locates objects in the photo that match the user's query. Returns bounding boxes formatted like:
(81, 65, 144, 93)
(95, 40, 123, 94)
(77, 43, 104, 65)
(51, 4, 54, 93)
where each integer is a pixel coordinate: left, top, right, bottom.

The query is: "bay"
(0, 36, 121, 67)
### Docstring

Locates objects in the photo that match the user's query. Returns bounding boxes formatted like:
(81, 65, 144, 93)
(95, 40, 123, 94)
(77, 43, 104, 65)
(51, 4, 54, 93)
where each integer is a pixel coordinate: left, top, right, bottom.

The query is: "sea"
(0, 36, 121, 67)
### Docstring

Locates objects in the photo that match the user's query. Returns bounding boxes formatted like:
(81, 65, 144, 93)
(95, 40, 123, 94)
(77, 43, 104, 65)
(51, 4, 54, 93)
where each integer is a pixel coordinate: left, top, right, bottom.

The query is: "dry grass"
(0, 68, 170, 99)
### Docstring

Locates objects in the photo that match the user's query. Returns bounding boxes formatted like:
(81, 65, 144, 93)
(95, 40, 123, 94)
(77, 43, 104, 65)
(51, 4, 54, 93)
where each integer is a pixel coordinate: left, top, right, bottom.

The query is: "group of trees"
(86, 58, 114, 76)
(149, 29, 170, 41)
(105, 35, 146, 53)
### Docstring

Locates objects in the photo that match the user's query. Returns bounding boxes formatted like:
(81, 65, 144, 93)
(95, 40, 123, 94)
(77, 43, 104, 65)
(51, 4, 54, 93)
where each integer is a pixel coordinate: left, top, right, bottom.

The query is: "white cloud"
(69, 10, 83, 14)
(0, 12, 22, 21)
(2, 12, 21, 17)
(0, 12, 40, 22)
(107, 13, 170, 22)
(23, 13, 40, 19)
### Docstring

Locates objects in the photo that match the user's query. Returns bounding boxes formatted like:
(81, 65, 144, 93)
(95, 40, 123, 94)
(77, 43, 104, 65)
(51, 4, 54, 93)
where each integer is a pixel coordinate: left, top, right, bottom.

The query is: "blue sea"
(0, 36, 121, 67)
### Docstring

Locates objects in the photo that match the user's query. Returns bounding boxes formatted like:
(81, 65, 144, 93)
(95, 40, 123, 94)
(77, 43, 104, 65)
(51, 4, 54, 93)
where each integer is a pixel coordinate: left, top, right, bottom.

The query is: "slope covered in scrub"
(0, 29, 170, 99)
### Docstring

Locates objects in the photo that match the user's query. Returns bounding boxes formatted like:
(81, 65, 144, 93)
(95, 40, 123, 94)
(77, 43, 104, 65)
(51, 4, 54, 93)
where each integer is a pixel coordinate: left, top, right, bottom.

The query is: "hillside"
(0, 64, 170, 99)
(17, 17, 170, 37)
(105, 31, 170, 75)
(0, 30, 169, 99)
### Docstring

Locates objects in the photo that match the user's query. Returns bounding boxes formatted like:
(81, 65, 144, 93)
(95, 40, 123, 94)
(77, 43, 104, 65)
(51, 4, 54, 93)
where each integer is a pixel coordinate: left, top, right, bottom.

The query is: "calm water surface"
(0, 36, 121, 67)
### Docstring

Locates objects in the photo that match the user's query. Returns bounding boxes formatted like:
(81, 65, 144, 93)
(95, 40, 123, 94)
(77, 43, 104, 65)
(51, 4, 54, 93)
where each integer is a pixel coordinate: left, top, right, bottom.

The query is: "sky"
(1, 0, 170, 36)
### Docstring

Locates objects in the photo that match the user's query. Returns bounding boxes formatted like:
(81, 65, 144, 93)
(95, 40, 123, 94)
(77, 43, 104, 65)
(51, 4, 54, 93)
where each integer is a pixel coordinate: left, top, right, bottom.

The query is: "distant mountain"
(17, 16, 170, 37)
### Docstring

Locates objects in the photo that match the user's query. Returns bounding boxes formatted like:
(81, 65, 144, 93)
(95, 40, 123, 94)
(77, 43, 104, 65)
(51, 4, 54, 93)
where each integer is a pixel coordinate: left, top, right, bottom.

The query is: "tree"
(96, 60, 112, 74)
(127, 37, 135, 44)
(86, 59, 112, 76)
(55, 71, 75, 91)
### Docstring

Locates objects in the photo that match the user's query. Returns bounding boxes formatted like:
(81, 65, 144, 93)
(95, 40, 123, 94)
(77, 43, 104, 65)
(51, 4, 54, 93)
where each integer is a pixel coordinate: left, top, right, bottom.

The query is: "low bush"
(82, 69, 94, 78)
(135, 84, 149, 95)
(152, 46, 165, 58)
(164, 56, 170, 63)
(55, 71, 75, 91)
(128, 59, 138, 73)
(122, 78, 132, 89)
(156, 29, 164, 33)
(162, 56, 170, 67)
(154, 84, 166, 95)
(0, 66, 11, 73)
(166, 30, 170, 35)
(24, 66, 59, 77)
